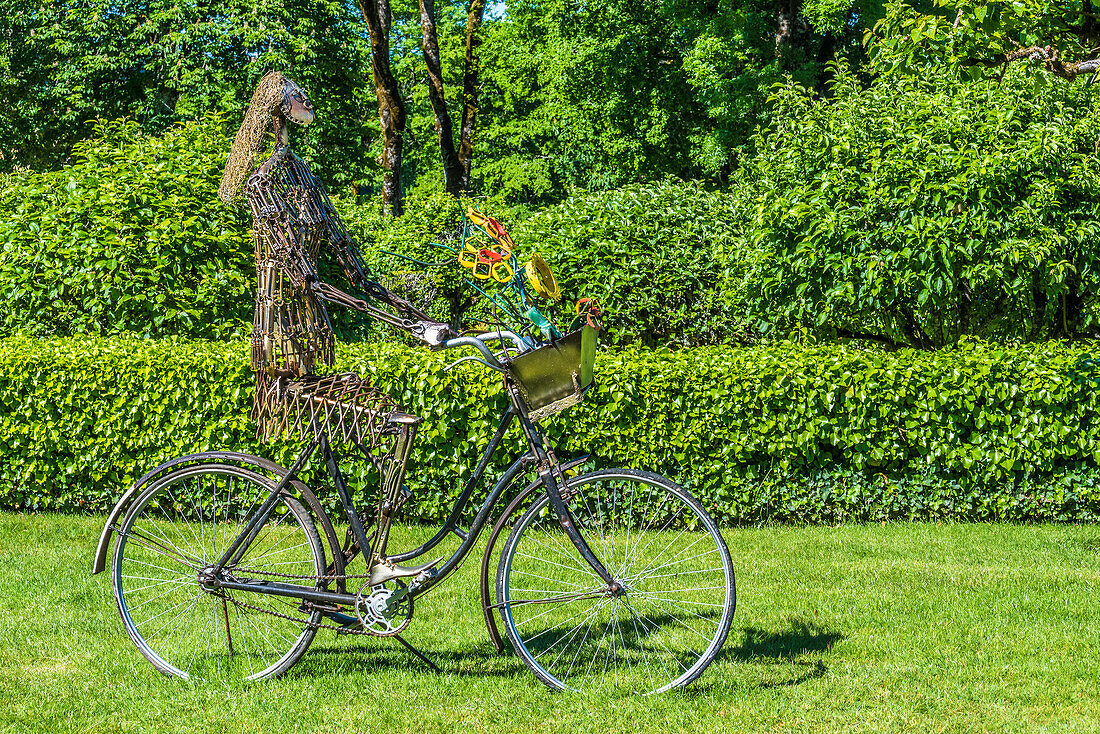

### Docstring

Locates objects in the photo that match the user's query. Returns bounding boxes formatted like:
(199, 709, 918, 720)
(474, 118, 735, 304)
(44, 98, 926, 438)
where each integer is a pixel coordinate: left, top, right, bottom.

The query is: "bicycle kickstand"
(394, 634, 441, 673)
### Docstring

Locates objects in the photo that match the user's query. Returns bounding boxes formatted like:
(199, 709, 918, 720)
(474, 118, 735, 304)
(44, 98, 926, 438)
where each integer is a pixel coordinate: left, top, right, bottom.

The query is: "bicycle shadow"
(292, 637, 527, 679)
(290, 616, 844, 688)
(730, 618, 843, 662)
(683, 616, 843, 694)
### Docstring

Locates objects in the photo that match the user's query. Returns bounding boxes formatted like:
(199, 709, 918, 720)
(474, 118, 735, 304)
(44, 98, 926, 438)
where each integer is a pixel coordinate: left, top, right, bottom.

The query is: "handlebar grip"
(440, 336, 507, 371)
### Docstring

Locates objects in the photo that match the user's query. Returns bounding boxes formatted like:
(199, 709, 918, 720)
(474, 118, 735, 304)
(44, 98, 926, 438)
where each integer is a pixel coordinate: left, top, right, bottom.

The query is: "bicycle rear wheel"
(112, 464, 325, 681)
(496, 469, 735, 693)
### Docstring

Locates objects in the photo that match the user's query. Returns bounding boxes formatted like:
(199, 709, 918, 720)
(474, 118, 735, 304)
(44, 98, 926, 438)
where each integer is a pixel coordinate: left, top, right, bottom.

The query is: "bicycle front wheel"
(496, 469, 735, 693)
(112, 464, 325, 681)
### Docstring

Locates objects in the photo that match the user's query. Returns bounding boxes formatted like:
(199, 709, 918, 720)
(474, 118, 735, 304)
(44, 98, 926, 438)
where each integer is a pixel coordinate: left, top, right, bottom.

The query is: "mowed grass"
(2, 511, 1099, 734)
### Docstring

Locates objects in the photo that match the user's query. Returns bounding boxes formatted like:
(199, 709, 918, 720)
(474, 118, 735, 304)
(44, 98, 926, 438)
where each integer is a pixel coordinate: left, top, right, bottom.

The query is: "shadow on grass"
(730, 617, 844, 662)
(292, 636, 524, 679)
(682, 616, 843, 694)
(288, 616, 844, 691)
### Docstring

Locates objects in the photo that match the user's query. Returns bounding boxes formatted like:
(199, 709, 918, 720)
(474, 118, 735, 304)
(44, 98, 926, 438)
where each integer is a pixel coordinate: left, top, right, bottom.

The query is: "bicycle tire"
(112, 463, 325, 681)
(496, 469, 735, 693)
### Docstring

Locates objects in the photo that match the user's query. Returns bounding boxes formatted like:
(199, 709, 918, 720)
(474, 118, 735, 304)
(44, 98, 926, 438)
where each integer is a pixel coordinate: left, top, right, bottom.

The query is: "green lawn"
(2, 512, 1098, 733)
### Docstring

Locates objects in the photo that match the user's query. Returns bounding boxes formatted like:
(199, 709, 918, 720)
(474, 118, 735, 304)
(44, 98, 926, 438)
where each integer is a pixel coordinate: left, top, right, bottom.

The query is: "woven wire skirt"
(256, 372, 398, 447)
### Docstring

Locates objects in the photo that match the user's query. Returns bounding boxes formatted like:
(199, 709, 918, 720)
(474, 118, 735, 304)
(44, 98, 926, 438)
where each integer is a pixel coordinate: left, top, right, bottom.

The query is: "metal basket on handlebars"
(506, 325, 598, 421)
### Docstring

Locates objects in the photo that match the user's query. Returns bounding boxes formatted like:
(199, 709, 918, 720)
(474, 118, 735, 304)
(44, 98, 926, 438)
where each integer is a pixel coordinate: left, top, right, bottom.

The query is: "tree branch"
(961, 43, 1100, 80)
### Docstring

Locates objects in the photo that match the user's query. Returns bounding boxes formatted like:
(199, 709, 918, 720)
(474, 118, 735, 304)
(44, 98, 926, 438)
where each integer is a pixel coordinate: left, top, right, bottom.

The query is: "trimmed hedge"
(3, 336, 1100, 523)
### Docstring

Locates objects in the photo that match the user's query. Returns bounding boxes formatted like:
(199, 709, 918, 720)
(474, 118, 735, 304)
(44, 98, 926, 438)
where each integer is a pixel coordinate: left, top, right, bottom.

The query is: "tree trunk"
(358, 0, 406, 216)
(1084, 0, 1098, 43)
(419, 0, 463, 196)
(1030, 275, 1048, 341)
(458, 0, 487, 188)
(1054, 276, 1085, 338)
(956, 276, 972, 343)
(775, 0, 811, 69)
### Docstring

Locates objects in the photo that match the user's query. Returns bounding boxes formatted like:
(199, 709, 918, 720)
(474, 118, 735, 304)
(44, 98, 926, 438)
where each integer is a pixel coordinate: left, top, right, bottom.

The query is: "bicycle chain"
(232, 566, 370, 582)
(221, 591, 393, 637)
(225, 567, 389, 637)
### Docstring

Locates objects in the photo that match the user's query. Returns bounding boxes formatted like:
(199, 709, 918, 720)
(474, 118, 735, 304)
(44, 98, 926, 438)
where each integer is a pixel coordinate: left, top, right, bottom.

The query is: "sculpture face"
(280, 80, 314, 126)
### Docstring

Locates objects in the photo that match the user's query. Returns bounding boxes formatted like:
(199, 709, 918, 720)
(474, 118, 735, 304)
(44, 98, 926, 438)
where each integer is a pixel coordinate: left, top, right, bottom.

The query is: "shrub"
(3, 336, 1100, 523)
(741, 64, 1100, 347)
(511, 180, 752, 347)
(0, 118, 253, 339)
(3, 120, 753, 348)
(340, 180, 755, 347)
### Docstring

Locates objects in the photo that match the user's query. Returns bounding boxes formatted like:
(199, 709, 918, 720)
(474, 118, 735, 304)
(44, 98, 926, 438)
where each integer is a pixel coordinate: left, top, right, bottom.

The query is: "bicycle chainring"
(354, 580, 413, 636)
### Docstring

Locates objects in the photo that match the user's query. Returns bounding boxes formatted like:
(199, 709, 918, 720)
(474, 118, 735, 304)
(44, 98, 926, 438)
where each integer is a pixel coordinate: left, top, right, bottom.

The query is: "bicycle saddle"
(367, 555, 445, 586)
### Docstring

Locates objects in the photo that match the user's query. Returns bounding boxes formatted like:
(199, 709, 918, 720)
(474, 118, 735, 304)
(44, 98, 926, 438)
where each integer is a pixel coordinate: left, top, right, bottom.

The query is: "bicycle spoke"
(114, 464, 323, 681)
(500, 471, 734, 693)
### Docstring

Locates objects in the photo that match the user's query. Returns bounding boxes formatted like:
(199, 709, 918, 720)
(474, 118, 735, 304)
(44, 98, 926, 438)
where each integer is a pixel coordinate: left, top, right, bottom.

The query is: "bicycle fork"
(509, 384, 620, 593)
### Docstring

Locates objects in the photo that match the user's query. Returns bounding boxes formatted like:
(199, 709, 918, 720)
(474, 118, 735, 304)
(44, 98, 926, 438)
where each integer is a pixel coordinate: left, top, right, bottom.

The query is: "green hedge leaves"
(745, 65, 1100, 346)
(0, 119, 252, 340)
(3, 337, 1100, 523)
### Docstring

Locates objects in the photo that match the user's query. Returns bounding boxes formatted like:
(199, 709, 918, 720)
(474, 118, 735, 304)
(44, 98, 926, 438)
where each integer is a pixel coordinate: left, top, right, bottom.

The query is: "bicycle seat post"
(369, 413, 421, 561)
(322, 432, 374, 563)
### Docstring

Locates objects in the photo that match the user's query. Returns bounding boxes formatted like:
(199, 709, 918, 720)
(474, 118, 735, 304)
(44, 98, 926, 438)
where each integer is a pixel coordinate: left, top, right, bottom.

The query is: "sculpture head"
(219, 72, 314, 205)
(279, 77, 315, 127)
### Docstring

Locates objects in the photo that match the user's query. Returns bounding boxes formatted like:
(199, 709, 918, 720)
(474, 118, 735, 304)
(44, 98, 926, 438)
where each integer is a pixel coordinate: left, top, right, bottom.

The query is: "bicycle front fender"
(479, 454, 590, 652)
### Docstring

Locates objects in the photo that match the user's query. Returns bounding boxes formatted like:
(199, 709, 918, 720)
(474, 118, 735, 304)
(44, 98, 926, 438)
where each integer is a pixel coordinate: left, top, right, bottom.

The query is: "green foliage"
(679, 0, 886, 175)
(470, 0, 704, 201)
(4, 336, 1100, 524)
(1, 0, 890, 207)
(337, 180, 751, 346)
(337, 184, 472, 331)
(740, 63, 1100, 346)
(388, 0, 890, 202)
(0, 119, 253, 339)
(0, 0, 375, 189)
(869, 0, 1100, 79)
(512, 181, 752, 347)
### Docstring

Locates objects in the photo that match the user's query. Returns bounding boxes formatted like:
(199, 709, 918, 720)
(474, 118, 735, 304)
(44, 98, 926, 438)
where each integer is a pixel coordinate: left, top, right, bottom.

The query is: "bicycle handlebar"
(440, 331, 536, 373)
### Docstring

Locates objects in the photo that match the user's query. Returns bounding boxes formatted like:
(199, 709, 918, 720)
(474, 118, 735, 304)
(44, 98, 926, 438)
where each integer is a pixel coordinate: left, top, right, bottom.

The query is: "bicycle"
(91, 325, 736, 693)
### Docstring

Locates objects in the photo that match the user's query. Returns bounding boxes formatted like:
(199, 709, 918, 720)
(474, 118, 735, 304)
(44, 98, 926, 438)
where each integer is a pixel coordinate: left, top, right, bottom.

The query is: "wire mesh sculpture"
(219, 72, 451, 445)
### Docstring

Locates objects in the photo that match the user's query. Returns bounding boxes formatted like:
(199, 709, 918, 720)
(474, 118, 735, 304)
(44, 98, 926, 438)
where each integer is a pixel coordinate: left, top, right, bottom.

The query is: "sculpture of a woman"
(218, 72, 451, 444)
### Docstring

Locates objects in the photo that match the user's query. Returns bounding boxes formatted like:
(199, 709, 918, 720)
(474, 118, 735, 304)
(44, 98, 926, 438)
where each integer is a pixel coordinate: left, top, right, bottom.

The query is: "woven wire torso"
(246, 145, 393, 446)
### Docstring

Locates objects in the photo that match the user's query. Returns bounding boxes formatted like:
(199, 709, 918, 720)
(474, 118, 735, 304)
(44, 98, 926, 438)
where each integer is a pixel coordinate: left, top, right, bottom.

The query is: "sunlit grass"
(2, 512, 1099, 733)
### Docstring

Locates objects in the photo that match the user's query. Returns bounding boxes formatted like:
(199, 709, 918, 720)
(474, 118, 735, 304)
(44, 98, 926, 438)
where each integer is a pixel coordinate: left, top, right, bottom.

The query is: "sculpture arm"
(289, 157, 437, 323)
(312, 281, 453, 346)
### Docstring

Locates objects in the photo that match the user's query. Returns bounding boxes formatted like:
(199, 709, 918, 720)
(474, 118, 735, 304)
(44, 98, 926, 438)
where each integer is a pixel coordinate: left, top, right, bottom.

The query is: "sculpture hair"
(218, 71, 289, 205)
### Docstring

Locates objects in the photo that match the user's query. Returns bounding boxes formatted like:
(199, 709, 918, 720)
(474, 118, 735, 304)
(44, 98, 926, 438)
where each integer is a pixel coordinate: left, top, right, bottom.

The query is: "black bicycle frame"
(210, 380, 614, 609)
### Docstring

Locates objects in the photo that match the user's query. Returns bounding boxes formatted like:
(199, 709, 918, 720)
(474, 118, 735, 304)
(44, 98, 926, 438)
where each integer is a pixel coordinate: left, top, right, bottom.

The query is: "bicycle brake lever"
(444, 355, 505, 373)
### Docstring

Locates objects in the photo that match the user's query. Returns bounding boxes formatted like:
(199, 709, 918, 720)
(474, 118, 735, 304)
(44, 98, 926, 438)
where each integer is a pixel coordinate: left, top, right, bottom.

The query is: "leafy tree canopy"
(1, 0, 899, 205)
(466, 0, 889, 201)
(740, 62, 1100, 347)
(868, 0, 1100, 80)
(0, 0, 375, 189)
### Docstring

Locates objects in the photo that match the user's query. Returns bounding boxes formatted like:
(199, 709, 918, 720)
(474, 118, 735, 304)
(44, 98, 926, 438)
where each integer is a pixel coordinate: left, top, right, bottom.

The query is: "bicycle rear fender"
(91, 451, 342, 578)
